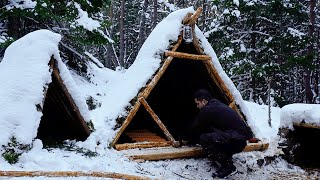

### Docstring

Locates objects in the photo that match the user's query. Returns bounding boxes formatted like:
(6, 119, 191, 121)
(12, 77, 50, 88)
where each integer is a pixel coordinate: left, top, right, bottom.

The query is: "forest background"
(0, 0, 319, 107)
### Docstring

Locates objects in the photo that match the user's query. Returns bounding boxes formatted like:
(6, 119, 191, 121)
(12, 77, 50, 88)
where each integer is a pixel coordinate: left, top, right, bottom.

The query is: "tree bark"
(138, 0, 148, 50)
(153, 0, 158, 29)
(119, 0, 125, 67)
(304, 0, 316, 103)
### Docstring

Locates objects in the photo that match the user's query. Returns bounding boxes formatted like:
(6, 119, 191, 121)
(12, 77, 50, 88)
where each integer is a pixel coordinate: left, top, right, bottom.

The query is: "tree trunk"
(304, 0, 316, 103)
(201, 0, 207, 31)
(105, 2, 118, 69)
(119, 0, 125, 67)
(138, 0, 148, 50)
(7, 16, 21, 39)
(153, 0, 158, 29)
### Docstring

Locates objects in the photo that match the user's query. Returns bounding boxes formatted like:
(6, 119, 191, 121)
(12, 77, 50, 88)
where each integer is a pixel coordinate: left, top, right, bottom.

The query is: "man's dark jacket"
(190, 99, 253, 144)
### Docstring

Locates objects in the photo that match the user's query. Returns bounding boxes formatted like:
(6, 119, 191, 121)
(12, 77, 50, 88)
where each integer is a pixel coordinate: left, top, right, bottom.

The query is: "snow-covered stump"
(279, 103, 320, 168)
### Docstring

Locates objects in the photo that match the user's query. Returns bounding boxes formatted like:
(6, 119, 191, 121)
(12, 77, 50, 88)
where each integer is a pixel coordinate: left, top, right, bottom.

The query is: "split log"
(165, 51, 211, 61)
(127, 147, 204, 161)
(123, 142, 269, 161)
(243, 142, 269, 152)
(115, 142, 171, 151)
(0, 171, 156, 180)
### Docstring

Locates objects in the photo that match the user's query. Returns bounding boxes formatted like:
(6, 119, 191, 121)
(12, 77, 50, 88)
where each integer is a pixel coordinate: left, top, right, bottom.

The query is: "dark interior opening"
(282, 126, 320, 168)
(118, 43, 229, 143)
(36, 73, 89, 146)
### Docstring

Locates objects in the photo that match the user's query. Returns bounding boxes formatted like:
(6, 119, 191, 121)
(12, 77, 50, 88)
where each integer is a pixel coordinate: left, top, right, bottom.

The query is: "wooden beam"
(139, 97, 179, 146)
(243, 142, 269, 152)
(165, 51, 211, 61)
(182, 13, 193, 24)
(293, 123, 320, 129)
(123, 142, 269, 161)
(0, 171, 156, 180)
(126, 147, 204, 161)
(228, 101, 236, 108)
(115, 142, 171, 151)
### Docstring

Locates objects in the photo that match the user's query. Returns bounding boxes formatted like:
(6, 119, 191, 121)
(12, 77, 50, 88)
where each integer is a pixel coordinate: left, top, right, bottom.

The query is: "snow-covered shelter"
(109, 8, 268, 160)
(279, 104, 320, 168)
(0, 30, 92, 147)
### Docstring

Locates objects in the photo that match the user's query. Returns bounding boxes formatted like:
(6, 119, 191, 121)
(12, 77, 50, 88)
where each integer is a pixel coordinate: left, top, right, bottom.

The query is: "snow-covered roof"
(280, 103, 320, 129)
(0, 29, 91, 146)
(82, 7, 261, 150)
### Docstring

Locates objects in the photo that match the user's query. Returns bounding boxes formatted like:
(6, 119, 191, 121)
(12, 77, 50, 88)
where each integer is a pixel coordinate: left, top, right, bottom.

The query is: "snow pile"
(280, 103, 320, 129)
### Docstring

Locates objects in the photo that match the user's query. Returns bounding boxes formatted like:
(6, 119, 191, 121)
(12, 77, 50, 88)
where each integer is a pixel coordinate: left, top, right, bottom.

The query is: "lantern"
(183, 25, 193, 43)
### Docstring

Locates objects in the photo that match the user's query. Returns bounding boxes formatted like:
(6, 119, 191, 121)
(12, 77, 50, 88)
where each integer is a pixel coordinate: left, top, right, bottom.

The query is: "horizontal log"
(127, 147, 204, 161)
(293, 122, 320, 129)
(115, 142, 171, 151)
(243, 142, 269, 152)
(165, 51, 211, 61)
(0, 171, 155, 180)
(123, 142, 269, 161)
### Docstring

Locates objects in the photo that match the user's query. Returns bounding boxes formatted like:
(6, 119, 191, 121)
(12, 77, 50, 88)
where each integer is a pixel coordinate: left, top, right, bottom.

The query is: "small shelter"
(111, 8, 268, 160)
(279, 104, 320, 168)
(0, 30, 92, 147)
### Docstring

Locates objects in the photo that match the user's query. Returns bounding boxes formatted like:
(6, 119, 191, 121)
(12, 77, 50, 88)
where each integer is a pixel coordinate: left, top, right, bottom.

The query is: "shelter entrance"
(36, 59, 91, 146)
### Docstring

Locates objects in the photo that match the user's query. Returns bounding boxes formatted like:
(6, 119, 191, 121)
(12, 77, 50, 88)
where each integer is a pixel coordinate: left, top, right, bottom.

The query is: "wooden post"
(139, 97, 179, 147)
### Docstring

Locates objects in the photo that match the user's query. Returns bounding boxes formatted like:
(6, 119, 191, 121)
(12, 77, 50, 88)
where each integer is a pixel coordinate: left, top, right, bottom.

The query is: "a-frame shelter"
(0, 29, 92, 147)
(37, 57, 92, 145)
(111, 8, 268, 160)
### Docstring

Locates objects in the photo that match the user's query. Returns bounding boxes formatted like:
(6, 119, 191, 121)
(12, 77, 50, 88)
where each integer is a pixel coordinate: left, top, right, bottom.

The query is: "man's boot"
(215, 158, 236, 178)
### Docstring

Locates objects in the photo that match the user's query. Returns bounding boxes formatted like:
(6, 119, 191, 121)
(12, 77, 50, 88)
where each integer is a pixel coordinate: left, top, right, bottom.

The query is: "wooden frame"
(111, 7, 260, 153)
(111, 36, 183, 147)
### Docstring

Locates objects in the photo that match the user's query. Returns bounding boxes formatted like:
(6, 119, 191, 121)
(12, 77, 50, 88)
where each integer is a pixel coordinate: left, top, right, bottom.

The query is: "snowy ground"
(0, 101, 319, 180)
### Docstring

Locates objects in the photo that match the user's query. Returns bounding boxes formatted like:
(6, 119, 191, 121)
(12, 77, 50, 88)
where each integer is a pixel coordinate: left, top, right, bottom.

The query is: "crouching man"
(190, 89, 253, 178)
